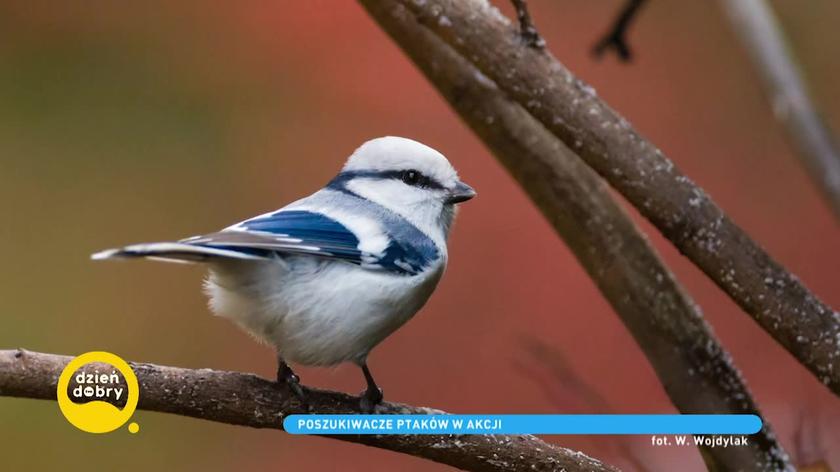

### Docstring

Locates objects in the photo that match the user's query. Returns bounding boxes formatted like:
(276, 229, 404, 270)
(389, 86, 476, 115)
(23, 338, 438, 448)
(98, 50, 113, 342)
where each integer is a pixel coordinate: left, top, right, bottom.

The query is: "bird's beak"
(445, 180, 476, 204)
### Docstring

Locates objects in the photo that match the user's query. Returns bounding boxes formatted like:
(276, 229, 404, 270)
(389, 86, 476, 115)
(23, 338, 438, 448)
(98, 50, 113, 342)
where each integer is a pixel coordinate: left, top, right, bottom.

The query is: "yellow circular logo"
(57, 351, 139, 434)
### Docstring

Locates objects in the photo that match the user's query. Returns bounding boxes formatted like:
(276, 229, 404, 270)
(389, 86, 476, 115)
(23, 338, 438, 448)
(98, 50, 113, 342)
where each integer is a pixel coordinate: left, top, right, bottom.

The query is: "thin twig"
(388, 0, 840, 397)
(0, 349, 617, 472)
(718, 0, 840, 220)
(592, 0, 647, 61)
(356, 1, 792, 469)
(510, 0, 545, 48)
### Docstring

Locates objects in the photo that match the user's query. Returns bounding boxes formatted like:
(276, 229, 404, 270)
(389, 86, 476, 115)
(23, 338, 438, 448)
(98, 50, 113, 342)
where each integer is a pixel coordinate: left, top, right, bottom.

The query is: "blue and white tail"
(91, 241, 268, 264)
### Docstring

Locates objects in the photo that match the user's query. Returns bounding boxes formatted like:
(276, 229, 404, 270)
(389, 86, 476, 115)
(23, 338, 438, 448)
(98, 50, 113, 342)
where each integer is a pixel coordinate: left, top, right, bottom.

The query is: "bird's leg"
(358, 362, 384, 413)
(276, 354, 308, 409)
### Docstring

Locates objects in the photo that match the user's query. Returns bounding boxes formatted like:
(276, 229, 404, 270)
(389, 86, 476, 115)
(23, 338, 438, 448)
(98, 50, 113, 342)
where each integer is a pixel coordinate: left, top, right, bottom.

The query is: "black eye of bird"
(395, 169, 444, 190)
(401, 170, 421, 186)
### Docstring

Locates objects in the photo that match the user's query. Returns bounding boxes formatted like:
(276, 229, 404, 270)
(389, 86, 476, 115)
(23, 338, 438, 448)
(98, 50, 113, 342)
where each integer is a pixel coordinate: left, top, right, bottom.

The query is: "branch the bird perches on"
(0, 349, 617, 472)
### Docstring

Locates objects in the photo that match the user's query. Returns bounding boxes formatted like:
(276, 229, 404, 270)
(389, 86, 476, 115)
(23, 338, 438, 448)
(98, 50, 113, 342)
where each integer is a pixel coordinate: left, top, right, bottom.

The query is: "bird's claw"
(277, 364, 312, 412)
(359, 386, 384, 413)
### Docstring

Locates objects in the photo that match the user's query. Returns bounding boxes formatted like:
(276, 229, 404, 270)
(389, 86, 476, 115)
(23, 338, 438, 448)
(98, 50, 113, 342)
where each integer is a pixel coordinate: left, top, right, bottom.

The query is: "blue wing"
(189, 208, 439, 275)
(93, 206, 439, 275)
(186, 210, 366, 264)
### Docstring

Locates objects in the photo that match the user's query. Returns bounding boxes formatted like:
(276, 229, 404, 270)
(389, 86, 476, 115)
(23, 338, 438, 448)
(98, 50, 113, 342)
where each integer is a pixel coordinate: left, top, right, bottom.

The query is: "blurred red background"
(1, 1, 838, 470)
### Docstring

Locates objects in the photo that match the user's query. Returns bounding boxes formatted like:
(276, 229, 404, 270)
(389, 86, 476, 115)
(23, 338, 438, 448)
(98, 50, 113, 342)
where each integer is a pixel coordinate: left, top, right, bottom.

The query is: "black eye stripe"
(399, 169, 441, 189)
(329, 170, 445, 190)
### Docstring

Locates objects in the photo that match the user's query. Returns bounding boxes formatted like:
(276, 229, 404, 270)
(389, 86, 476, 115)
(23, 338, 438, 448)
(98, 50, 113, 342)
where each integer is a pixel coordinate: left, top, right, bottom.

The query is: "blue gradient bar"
(284, 414, 762, 435)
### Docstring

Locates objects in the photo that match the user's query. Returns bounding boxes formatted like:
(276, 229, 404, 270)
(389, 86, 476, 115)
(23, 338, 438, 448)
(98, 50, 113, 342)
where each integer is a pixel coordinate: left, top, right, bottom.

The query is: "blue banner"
(284, 414, 762, 435)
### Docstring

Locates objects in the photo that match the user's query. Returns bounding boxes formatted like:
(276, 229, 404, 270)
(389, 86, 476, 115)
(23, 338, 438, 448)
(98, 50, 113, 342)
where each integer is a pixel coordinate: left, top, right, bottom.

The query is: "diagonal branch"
(718, 0, 840, 220)
(510, 0, 545, 49)
(592, 0, 647, 61)
(357, 1, 791, 469)
(382, 0, 840, 397)
(0, 349, 616, 472)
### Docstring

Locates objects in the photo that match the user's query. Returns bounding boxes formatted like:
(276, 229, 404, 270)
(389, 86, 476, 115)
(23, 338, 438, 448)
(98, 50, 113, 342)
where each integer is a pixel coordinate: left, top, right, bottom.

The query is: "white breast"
(204, 255, 446, 366)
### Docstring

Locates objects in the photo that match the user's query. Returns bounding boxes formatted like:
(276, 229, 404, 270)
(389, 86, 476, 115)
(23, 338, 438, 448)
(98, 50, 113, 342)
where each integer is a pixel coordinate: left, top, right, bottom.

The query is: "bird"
(92, 136, 475, 411)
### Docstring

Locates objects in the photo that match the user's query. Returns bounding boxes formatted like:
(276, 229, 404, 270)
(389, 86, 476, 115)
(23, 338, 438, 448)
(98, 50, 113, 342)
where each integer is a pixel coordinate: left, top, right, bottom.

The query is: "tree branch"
(0, 349, 616, 472)
(510, 0, 545, 49)
(718, 0, 840, 220)
(357, 1, 791, 469)
(592, 0, 647, 62)
(378, 0, 840, 396)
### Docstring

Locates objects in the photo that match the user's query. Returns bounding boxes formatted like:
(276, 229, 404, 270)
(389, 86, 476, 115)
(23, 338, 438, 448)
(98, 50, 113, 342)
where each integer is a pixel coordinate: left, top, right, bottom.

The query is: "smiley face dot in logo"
(128, 422, 140, 434)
